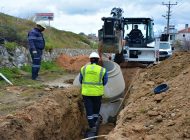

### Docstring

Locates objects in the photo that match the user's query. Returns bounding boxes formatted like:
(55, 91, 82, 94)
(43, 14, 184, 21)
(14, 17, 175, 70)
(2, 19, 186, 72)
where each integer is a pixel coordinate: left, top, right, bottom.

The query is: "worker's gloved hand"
(32, 50, 38, 58)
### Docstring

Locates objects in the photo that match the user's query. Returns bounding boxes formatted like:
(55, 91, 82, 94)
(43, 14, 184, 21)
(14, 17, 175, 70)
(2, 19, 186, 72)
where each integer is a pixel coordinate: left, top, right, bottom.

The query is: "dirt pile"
(0, 87, 87, 140)
(56, 54, 89, 72)
(107, 52, 190, 140)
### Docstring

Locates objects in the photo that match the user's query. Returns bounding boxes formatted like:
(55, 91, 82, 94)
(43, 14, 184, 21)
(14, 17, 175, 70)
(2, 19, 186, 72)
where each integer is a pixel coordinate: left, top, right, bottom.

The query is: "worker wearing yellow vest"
(79, 52, 108, 132)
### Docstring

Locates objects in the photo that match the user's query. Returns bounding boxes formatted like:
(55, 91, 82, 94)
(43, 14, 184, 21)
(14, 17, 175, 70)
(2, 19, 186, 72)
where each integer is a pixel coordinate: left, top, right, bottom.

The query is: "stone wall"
(0, 45, 96, 68)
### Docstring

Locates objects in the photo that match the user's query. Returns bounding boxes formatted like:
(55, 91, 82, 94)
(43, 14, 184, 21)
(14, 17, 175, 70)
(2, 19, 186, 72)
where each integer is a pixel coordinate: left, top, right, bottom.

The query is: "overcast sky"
(0, 0, 189, 35)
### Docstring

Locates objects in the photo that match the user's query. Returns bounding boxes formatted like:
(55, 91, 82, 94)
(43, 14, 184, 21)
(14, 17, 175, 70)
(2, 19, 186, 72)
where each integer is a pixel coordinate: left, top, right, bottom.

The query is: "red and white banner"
(35, 13, 54, 21)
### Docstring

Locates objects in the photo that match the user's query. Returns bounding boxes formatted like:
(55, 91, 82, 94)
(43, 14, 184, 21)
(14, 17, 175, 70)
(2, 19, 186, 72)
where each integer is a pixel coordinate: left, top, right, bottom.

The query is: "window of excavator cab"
(147, 21, 154, 40)
(125, 24, 145, 37)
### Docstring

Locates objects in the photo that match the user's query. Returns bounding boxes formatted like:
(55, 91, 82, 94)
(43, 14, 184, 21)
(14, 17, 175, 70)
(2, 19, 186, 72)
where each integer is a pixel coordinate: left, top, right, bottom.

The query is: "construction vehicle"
(98, 7, 159, 64)
(159, 34, 173, 60)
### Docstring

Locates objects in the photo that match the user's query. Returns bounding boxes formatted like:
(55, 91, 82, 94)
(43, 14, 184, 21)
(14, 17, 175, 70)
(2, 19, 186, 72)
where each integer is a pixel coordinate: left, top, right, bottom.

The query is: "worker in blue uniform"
(28, 22, 46, 80)
(79, 52, 108, 133)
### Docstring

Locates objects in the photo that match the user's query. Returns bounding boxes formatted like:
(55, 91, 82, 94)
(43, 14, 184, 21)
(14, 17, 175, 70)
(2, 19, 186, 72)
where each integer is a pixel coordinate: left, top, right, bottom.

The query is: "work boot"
(84, 127, 97, 139)
(32, 77, 44, 82)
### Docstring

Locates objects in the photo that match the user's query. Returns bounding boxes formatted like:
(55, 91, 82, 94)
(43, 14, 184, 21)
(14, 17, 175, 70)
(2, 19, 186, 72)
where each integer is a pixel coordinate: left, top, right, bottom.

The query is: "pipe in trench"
(73, 60, 125, 123)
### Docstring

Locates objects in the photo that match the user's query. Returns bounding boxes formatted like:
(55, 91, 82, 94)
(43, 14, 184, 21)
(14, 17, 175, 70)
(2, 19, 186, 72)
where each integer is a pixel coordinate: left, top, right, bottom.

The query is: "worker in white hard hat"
(27, 22, 46, 81)
(36, 21, 46, 30)
(79, 52, 108, 134)
(128, 24, 143, 43)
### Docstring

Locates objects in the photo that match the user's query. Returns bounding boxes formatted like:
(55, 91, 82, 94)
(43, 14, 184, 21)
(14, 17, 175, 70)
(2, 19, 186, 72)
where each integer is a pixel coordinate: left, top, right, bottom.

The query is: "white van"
(159, 41, 173, 60)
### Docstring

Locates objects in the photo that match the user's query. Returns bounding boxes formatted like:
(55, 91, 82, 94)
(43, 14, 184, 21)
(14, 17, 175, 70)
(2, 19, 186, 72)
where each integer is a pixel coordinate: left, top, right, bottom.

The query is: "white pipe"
(0, 73, 13, 85)
(81, 135, 107, 140)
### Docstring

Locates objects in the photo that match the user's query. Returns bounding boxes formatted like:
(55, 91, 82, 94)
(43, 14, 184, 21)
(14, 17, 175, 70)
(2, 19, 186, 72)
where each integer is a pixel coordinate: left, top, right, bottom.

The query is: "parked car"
(159, 41, 173, 60)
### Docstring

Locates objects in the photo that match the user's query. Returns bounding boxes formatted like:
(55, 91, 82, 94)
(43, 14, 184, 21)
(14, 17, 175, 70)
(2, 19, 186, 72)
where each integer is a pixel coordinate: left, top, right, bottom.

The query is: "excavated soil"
(56, 54, 89, 72)
(0, 52, 190, 140)
(107, 52, 190, 140)
(0, 87, 87, 140)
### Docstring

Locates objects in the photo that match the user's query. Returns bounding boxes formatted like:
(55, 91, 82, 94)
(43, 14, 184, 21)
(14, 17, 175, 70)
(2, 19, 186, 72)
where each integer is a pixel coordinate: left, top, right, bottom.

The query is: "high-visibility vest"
(81, 63, 106, 96)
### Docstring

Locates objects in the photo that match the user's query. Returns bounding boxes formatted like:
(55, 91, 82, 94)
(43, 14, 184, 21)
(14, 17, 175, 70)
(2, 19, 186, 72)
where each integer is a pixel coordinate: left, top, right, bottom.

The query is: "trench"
(72, 61, 140, 139)
(42, 60, 135, 140)
(51, 61, 141, 140)
(0, 62, 140, 140)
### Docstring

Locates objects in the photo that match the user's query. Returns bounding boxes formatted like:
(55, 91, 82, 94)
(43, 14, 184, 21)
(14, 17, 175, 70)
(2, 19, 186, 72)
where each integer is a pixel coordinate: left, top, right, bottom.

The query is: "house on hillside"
(176, 24, 190, 50)
(176, 25, 190, 40)
(162, 25, 178, 45)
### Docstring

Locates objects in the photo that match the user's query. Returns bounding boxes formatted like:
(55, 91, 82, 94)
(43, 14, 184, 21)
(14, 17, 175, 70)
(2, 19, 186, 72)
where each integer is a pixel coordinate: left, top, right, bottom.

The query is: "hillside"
(0, 13, 96, 50)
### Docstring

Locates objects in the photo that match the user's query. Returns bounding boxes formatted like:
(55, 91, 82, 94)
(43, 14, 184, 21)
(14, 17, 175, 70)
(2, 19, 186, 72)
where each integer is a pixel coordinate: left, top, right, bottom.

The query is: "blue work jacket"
(28, 28, 45, 50)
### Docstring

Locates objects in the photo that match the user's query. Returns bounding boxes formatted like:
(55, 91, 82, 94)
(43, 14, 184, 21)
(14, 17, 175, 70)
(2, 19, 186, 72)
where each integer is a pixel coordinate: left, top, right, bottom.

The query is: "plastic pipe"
(0, 73, 13, 85)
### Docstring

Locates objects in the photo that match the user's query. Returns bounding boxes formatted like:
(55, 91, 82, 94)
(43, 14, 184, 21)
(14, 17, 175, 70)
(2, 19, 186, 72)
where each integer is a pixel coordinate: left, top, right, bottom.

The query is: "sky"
(0, 0, 189, 36)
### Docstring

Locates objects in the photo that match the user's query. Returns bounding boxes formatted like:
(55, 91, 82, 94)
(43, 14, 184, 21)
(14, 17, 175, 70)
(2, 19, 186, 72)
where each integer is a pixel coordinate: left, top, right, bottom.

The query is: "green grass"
(20, 64, 31, 73)
(4, 42, 19, 51)
(41, 61, 63, 71)
(20, 61, 64, 72)
(0, 13, 96, 50)
(0, 67, 20, 79)
(0, 61, 65, 87)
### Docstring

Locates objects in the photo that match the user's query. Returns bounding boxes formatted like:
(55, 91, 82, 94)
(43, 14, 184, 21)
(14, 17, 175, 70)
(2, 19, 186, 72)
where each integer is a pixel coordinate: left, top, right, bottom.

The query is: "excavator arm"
(98, 8, 125, 64)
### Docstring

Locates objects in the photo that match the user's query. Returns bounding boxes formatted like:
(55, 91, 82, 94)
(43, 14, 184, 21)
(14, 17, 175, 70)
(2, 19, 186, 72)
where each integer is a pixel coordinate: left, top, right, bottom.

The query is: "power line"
(162, 1, 177, 34)
(172, 1, 184, 14)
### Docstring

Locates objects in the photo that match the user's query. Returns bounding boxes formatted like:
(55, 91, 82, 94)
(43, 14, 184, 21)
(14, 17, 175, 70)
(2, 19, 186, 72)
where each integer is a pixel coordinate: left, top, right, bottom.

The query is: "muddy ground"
(0, 52, 190, 140)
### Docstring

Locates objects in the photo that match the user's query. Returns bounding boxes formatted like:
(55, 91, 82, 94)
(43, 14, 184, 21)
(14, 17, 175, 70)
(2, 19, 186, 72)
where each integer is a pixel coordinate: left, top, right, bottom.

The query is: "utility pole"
(162, 1, 177, 34)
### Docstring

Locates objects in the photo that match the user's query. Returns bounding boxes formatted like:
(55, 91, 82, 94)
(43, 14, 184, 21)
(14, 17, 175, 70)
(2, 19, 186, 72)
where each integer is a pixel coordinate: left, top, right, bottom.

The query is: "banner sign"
(35, 13, 54, 21)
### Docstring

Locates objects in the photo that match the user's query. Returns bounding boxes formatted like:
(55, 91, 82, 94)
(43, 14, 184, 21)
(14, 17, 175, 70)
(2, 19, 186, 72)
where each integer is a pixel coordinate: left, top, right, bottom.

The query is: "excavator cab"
(123, 18, 158, 63)
(124, 18, 155, 47)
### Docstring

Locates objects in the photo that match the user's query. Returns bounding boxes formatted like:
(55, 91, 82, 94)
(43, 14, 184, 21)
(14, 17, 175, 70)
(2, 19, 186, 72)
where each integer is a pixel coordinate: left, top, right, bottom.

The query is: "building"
(163, 25, 178, 45)
(176, 24, 190, 50)
(176, 24, 190, 41)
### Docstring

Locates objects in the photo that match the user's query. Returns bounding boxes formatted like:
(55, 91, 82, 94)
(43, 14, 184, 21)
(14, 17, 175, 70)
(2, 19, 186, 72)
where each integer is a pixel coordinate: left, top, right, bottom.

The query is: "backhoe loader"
(98, 7, 159, 64)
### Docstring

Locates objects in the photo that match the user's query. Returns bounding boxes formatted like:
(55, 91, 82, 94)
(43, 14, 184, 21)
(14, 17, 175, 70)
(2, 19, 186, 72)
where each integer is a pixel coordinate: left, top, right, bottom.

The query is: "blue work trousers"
(82, 95, 102, 128)
(30, 49, 43, 80)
